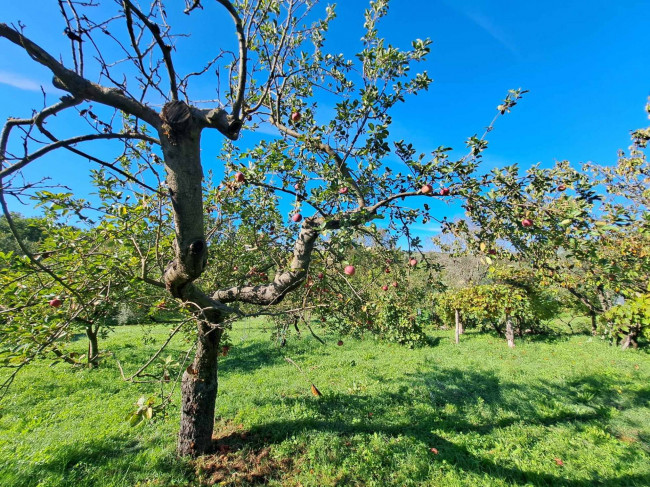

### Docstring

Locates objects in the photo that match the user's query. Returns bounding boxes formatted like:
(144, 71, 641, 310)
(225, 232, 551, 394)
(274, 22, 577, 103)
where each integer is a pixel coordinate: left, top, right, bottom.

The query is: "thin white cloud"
(410, 224, 442, 234)
(464, 10, 520, 58)
(442, 1, 520, 58)
(0, 70, 44, 92)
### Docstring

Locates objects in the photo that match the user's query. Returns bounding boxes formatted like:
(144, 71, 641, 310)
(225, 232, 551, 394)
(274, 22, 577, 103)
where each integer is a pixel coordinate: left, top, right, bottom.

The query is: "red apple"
(439, 187, 450, 196)
(521, 218, 533, 228)
(409, 258, 417, 267)
(557, 184, 567, 191)
(382, 285, 389, 291)
(421, 184, 433, 194)
(317, 272, 324, 279)
(292, 213, 303, 222)
(337, 340, 344, 346)
(392, 281, 398, 288)
(344, 265, 356, 276)
(291, 111, 301, 122)
(49, 298, 62, 308)
(235, 172, 245, 183)
(488, 249, 497, 256)
(339, 187, 349, 194)
(294, 183, 300, 190)
(385, 267, 390, 273)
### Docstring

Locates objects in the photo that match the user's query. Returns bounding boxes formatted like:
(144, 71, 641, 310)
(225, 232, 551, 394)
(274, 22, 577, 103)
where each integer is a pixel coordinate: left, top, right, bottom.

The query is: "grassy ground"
(0, 320, 649, 486)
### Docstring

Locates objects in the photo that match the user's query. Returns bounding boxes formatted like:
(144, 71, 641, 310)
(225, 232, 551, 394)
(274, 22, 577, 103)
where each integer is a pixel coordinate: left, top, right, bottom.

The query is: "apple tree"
(1, 0, 524, 456)
(443, 120, 650, 343)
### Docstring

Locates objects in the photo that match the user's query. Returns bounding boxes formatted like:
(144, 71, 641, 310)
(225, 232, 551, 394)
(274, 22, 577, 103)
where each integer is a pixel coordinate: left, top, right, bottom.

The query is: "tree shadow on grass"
(216, 367, 650, 486)
(2, 434, 193, 487)
(219, 336, 333, 375)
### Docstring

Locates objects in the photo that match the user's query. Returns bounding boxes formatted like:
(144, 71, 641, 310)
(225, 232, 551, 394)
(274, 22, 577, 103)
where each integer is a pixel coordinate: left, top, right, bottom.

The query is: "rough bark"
(178, 317, 223, 456)
(505, 314, 515, 349)
(85, 325, 99, 367)
(160, 102, 208, 299)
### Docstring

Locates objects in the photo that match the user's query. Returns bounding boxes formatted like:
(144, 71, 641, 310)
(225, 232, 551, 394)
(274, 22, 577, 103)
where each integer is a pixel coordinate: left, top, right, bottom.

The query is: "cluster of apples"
(420, 183, 450, 196)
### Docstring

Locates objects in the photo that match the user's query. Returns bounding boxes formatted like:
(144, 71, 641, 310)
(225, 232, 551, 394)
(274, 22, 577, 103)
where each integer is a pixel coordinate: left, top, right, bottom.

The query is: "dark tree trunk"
(85, 325, 99, 367)
(590, 310, 597, 336)
(177, 319, 223, 457)
(505, 314, 515, 349)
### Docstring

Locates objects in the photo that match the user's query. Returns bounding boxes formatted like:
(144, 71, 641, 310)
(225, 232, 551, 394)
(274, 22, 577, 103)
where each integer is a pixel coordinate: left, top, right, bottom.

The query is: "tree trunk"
(177, 319, 223, 457)
(85, 325, 99, 367)
(454, 308, 460, 344)
(505, 314, 515, 348)
(590, 310, 597, 336)
(620, 325, 639, 350)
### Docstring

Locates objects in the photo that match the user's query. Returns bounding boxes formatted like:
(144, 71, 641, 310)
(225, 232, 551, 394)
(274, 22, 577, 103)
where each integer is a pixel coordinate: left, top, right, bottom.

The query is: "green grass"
(1, 321, 649, 486)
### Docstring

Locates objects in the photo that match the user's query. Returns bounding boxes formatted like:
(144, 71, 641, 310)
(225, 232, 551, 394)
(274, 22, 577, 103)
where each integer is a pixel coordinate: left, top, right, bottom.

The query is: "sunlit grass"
(1, 320, 649, 486)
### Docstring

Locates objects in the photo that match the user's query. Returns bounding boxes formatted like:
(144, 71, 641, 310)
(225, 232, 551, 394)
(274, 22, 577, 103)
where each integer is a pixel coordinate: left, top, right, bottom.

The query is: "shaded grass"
(1, 321, 649, 486)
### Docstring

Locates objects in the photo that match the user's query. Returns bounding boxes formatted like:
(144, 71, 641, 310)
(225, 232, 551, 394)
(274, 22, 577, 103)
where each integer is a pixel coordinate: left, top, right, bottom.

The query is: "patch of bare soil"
(193, 420, 292, 486)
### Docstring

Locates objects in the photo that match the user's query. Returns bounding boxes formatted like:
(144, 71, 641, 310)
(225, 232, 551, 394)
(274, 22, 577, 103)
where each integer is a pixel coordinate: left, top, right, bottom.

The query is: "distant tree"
(0, 212, 47, 256)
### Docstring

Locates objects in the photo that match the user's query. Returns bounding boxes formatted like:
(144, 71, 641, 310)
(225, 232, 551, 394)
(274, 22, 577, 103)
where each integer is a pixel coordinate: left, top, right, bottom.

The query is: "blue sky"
(1, 0, 649, 245)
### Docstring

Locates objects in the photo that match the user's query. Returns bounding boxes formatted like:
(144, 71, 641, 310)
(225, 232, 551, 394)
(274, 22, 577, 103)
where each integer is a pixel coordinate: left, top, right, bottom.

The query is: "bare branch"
(122, 0, 178, 101)
(0, 132, 159, 181)
(0, 23, 160, 128)
(216, 0, 247, 120)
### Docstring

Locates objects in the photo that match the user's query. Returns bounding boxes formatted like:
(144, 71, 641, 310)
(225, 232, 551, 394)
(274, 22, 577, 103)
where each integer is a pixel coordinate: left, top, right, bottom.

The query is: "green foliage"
(0, 213, 47, 256)
(602, 292, 650, 343)
(437, 284, 531, 330)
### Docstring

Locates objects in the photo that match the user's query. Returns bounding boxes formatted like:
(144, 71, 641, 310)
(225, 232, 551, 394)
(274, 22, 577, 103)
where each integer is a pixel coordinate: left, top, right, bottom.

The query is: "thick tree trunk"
(85, 325, 99, 367)
(505, 314, 515, 349)
(178, 319, 223, 457)
(454, 309, 460, 344)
